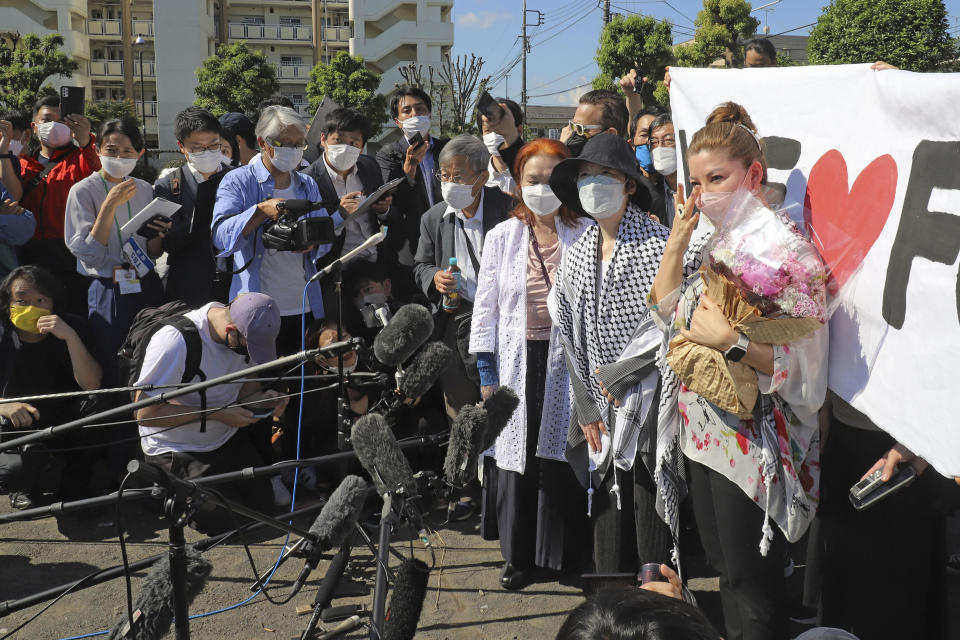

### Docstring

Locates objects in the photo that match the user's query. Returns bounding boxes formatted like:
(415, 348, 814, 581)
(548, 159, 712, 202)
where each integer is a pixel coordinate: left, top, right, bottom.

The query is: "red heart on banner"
(803, 150, 898, 288)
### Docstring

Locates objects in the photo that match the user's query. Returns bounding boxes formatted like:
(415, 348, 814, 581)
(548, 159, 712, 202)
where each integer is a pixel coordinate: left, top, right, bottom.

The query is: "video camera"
(262, 199, 336, 252)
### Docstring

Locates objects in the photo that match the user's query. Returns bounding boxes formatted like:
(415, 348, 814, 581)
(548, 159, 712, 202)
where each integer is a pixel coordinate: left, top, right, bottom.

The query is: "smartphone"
(477, 91, 504, 122)
(59, 86, 85, 117)
(408, 131, 425, 149)
(580, 572, 638, 596)
(136, 214, 172, 240)
(850, 468, 885, 500)
(250, 406, 276, 420)
(849, 465, 917, 511)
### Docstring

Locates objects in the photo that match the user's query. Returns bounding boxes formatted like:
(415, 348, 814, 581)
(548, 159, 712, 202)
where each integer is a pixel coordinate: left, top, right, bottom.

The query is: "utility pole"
(521, 3, 543, 120)
(603, 0, 611, 25)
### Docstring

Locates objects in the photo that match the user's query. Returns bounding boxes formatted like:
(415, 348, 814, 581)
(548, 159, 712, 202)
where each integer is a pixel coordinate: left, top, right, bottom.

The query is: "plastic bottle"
(441, 257, 461, 313)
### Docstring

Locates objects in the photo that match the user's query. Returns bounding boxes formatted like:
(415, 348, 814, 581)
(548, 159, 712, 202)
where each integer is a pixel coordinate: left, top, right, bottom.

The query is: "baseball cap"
(228, 293, 281, 364)
(219, 112, 254, 137)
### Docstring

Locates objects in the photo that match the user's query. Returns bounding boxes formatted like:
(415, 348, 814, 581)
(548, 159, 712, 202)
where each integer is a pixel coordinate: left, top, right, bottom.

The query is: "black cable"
(0, 572, 100, 639)
(116, 472, 136, 633)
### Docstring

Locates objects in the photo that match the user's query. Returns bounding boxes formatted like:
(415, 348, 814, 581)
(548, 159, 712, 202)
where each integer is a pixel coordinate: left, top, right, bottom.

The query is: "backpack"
(117, 300, 209, 431)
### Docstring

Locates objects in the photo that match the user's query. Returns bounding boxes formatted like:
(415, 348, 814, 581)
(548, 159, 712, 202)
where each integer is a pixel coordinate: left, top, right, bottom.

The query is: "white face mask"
(521, 184, 561, 216)
(696, 191, 734, 224)
(187, 150, 222, 174)
(8, 139, 23, 156)
(400, 115, 431, 139)
(326, 143, 361, 172)
(482, 131, 505, 155)
(268, 145, 303, 173)
(652, 146, 678, 175)
(441, 179, 480, 211)
(36, 121, 71, 148)
(99, 155, 138, 179)
(577, 175, 626, 219)
(219, 152, 233, 166)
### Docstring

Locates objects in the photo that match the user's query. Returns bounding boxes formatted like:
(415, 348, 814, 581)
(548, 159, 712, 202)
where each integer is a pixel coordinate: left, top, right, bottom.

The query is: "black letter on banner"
(882, 140, 960, 329)
(762, 136, 802, 203)
(678, 129, 690, 194)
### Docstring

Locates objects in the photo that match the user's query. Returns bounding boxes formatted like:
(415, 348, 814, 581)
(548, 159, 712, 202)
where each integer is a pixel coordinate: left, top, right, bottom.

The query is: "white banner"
(670, 64, 960, 477)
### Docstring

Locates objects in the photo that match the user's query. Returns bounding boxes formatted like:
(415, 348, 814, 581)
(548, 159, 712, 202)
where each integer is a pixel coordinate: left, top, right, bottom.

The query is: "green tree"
(593, 14, 674, 106)
(194, 42, 279, 116)
(0, 33, 80, 114)
(675, 0, 760, 69)
(808, 0, 956, 72)
(84, 99, 139, 132)
(306, 51, 388, 139)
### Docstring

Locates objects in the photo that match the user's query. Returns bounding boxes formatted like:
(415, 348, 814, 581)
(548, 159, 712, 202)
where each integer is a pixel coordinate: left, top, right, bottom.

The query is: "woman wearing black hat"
(547, 132, 703, 574)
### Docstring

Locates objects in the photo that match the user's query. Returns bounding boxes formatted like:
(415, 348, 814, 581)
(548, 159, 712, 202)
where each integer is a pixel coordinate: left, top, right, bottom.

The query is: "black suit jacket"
(302, 153, 404, 268)
(375, 135, 448, 255)
(154, 164, 230, 306)
(412, 186, 513, 309)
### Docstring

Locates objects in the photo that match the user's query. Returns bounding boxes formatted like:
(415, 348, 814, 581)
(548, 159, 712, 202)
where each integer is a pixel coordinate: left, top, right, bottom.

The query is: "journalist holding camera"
(211, 105, 342, 356)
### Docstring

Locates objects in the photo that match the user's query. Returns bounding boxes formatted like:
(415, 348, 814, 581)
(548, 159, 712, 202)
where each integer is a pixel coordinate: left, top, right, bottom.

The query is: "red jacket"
(19, 137, 100, 241)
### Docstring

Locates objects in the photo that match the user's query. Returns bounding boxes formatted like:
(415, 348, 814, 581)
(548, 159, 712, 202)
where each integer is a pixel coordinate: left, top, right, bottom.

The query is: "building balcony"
(277, 64, 311, 80)
(90, 59, 156, 78)
(88, 19, 122, 37)
(227, 23, 312, 42)
(133, 19, 154, 37)
(291, 100, 311, 115)
(321, 25, 351, 43)
(136, 100, 158, 118)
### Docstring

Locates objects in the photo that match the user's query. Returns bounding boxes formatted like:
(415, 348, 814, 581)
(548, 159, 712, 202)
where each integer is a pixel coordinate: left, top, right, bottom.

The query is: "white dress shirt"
(322, 154, 376, 261)
(442, 189, 485, 303)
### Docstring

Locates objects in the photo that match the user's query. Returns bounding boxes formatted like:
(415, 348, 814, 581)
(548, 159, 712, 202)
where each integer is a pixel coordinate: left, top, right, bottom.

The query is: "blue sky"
(452, 0, 960, 106)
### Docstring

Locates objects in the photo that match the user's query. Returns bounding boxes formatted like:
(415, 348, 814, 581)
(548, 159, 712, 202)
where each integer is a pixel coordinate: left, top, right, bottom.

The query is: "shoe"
(9, 491, 33, 510)
(451, 497, 477, 522)
(270, 475, 292, 507)
(500, 562, 527, 590)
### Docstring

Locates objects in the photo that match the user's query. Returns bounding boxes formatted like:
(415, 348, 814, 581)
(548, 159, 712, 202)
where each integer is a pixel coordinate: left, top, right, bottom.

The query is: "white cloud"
(458, 11, 513, 29)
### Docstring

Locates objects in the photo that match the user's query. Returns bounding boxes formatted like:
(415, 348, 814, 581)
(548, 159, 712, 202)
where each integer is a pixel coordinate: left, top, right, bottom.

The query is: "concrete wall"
(151, 0, 213, 148)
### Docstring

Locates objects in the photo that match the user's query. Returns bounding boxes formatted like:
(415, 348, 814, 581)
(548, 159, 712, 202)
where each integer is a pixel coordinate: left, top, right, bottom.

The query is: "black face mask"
(566, 133, 588, 157)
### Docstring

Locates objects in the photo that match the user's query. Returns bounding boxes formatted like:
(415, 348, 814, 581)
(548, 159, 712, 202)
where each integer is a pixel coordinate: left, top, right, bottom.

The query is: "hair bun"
(706, 102, 758, 135)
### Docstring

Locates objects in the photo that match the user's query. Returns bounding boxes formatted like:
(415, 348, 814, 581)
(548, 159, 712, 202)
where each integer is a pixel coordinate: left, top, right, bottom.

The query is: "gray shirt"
(64, 171, 156, 277)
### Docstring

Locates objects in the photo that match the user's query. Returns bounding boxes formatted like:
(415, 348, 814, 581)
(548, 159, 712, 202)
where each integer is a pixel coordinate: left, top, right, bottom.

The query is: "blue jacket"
(0, 182, 36, 277)
(211, 160, 342, 317)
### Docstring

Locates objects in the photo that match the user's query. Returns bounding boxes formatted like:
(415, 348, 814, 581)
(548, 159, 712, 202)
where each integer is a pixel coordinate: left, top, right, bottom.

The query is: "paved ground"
(0, 488, 957, 640)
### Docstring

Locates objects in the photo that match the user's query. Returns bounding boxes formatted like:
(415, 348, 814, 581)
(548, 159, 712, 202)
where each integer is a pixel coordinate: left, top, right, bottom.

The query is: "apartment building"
(0, 0, 453, 148)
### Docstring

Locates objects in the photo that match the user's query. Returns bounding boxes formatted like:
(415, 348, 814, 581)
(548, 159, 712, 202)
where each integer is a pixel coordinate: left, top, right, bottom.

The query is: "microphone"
(478, 386, 520, 452)
(277, 198, 339, 215)
(351, 414, 430, 545)
(443, 404, 488, 489)
(290, 475, 368, 597)
(311, 229, 387, 281)
(383, 558, 430, 640)
(107, 545, 212, 640)
(372, 304, 434, 367)
(397, 341, 453, 401)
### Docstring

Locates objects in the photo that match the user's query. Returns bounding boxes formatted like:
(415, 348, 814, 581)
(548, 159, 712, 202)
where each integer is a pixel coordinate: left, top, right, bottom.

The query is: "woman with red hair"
(470, 139, 592, 590)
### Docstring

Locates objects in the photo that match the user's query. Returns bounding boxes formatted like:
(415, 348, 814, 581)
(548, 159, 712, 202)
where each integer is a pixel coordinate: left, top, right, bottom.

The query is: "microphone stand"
(0, 340, 363, 453)
(311, 228, 388, 452)
(371, 491, 398, 640)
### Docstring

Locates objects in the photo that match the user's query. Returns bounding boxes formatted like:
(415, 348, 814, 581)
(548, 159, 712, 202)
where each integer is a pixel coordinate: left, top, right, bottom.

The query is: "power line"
(660, 0, 695, 25)
(532, 6, 600, 47)
(531, 0, 595, 42)
(528, 80, 594, 99)
(528, 60, 597, 91)
(768, 21, 817, 37)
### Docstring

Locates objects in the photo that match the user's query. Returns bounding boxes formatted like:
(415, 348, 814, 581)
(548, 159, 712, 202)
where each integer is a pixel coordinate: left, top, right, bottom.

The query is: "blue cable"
(58, 283, 313, 640)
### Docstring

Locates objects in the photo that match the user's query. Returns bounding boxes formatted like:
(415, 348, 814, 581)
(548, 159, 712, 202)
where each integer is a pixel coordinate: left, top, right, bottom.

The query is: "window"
(279, 17, 301, 25)
(280, 55, 303, 65)
(241, 16, 264, 24)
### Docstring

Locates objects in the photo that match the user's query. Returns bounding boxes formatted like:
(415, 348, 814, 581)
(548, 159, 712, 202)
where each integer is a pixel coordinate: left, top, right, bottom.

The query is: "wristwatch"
(724, 332, 750, 362)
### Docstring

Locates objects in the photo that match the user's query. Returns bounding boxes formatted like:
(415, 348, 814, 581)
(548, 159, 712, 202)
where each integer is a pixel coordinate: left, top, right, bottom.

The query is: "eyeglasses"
(568, 121, 604, 137)
(649, 136, 676, 149)
(433, 169, 481, 185)
(186, 143, 223, 153)
(266, 138, 309, 151)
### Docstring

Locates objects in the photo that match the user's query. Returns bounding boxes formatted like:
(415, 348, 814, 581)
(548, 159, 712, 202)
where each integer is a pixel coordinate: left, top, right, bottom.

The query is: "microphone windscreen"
(373, 304, 434, 367)
(479, 386, 520, 452)
(107, 545, 212, 640)
(280, 198, 313, 213)
(309, 474, 369, 550)
(383, 558, 430, 640)
(443, 403, 487, 488)
(351, 413, 416, 498)
(398, 341, 453, 400)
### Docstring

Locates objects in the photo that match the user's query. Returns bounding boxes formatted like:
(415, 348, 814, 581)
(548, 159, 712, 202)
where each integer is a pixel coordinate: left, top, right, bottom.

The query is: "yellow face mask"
(9, 304, 49, 334)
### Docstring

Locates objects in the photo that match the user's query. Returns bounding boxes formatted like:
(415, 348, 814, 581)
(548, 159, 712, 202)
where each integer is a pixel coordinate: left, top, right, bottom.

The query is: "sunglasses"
(568, 121, 604, 137)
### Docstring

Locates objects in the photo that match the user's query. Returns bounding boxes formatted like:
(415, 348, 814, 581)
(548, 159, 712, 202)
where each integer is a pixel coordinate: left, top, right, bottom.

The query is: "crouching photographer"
(211, 105, 341, 358)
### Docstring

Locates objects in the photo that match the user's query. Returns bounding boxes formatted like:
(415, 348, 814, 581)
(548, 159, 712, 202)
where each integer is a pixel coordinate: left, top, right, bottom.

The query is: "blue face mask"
(634, 144, 653, 172)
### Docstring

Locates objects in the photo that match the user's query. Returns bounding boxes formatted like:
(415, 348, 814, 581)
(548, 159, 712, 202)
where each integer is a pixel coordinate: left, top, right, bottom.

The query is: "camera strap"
(455, 216, 481, 274)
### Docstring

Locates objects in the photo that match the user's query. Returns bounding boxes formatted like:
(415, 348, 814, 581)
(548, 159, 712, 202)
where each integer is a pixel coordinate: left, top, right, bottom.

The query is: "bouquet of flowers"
(667, 189, 827, 418)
